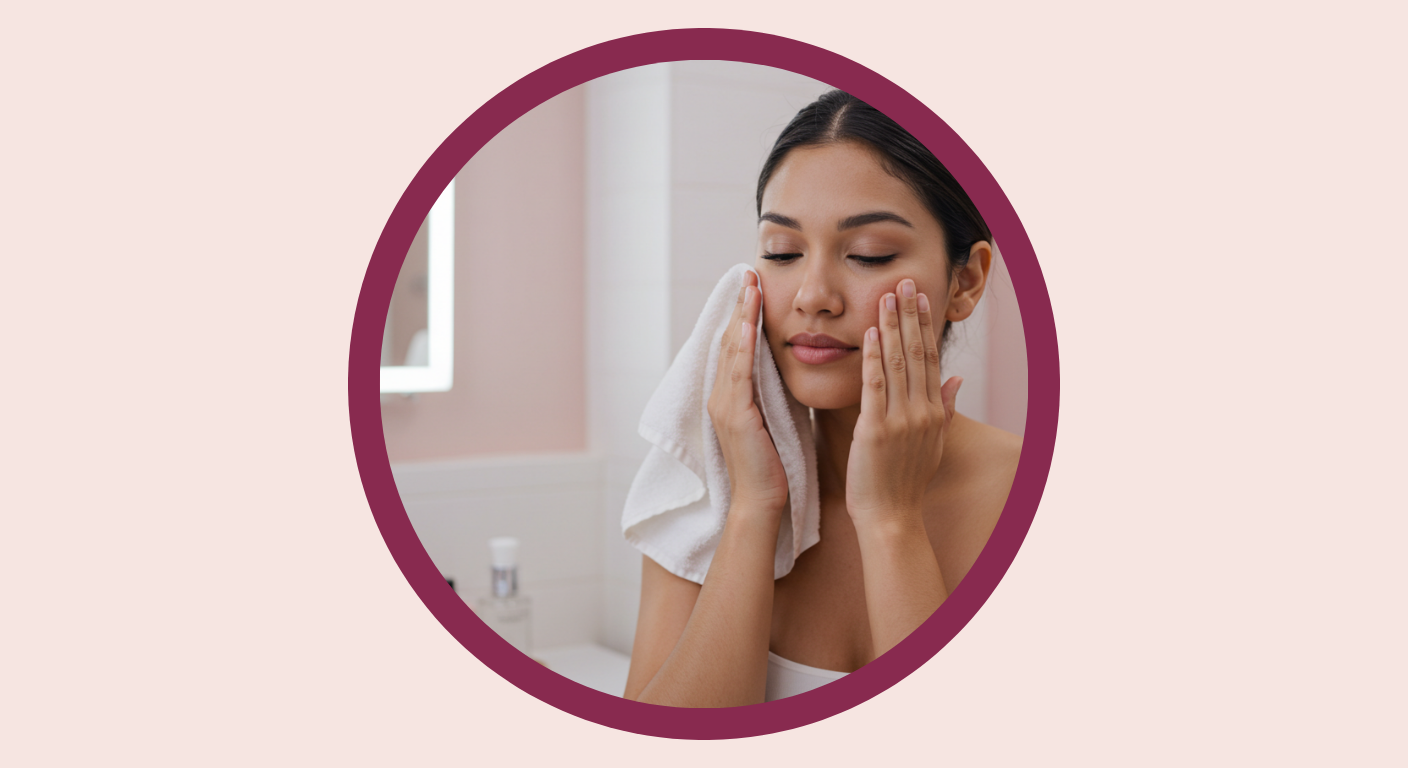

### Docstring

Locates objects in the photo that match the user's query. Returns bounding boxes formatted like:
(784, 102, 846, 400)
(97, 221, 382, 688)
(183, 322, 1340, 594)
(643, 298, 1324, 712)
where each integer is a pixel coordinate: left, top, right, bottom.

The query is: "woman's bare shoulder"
(944, 414, 1023, 515)
(924, 415, 1022, 585)
(954, 414, 1021, 476)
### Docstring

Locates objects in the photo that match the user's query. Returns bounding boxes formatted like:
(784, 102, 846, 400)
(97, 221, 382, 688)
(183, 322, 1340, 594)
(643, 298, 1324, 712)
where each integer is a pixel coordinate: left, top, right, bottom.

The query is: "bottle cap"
(489, 537, 519, 568)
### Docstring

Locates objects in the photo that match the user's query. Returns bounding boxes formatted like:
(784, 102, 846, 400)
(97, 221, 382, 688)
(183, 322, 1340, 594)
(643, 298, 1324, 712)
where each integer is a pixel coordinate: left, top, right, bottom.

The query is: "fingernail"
(918, 293, 930, 313)
(885, 294, 896, 311)
(867, 327, 878, 342)
(902, 280, 915, 298)
(739, 285, 747, 302)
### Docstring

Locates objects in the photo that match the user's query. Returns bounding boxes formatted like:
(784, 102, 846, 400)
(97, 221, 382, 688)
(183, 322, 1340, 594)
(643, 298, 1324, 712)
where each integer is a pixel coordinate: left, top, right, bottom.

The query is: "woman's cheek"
(758, 276, 787, 324)
(854, 285, 889, 329)
(763, 301, 788, 355)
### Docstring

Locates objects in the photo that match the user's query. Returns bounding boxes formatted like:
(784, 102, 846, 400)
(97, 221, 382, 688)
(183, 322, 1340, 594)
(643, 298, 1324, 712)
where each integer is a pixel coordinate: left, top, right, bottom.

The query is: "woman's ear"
(945, 240, 993, 323)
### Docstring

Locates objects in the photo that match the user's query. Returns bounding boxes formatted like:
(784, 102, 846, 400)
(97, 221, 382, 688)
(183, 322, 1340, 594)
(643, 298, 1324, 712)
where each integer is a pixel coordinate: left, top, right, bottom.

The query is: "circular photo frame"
(349, 28, 1059, 739)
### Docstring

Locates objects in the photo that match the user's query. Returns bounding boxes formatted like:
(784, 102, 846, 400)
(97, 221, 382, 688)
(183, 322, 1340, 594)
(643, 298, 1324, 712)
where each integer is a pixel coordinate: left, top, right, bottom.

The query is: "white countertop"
(533, 644, 631, 697)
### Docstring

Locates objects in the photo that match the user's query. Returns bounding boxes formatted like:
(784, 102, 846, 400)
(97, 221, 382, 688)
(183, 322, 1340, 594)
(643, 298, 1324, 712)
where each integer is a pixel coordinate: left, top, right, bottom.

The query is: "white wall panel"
(392, 453, 605, 650)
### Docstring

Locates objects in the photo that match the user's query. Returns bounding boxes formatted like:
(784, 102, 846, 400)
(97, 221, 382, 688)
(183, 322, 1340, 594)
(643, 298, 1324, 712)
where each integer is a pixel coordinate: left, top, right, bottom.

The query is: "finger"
(732, 317, 757, 409)
(719, 275, 751, 373)
(860, 326, 885, 420)
(730, 284, 762, 404)
(878, 291, 905, 415)
(897, 279, 927, 404)
(940, 376, 963, 423)
(917, 292, 942, 404)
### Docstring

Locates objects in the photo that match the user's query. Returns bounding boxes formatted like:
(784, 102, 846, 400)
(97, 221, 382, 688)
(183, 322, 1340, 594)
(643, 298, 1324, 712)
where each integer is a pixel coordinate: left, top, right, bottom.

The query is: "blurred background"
(379, 61, 1028, 695)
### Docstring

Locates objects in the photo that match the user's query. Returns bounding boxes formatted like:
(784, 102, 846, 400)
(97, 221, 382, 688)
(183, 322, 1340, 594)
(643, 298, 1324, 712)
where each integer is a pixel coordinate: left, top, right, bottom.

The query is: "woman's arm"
(623, 273, 791, 706)
(853, 514, 948, 657)
(846, 280, 959, 657)
(623, 503, 782, 706)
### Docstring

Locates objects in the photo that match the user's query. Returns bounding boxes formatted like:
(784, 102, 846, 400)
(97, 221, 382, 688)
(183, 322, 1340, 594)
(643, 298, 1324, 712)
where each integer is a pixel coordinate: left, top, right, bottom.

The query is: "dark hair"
(756, 89, 991, 343)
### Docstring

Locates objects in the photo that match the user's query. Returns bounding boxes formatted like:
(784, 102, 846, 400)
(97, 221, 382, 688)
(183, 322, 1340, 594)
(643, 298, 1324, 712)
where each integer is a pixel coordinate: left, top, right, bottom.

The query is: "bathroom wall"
(384, 87, 600, 652)
(392, 453, 604, 649)
(986, 248, 1028, 436)
(584, 64, 674, 654)
(381, 85, 588, 462)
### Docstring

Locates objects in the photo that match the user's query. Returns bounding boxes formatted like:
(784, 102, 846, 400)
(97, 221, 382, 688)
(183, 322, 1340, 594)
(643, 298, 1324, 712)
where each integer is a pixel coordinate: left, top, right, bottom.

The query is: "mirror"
(381, 180, 454, 393)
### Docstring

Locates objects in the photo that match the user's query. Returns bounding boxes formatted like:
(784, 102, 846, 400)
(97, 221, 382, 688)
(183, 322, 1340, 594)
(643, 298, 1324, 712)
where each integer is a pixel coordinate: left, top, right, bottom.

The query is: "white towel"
(621, 264, 820, 584)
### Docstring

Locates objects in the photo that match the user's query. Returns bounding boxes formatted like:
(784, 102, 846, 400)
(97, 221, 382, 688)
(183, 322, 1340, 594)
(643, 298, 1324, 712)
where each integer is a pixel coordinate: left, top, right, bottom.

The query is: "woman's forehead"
(761, 143, 930, 228)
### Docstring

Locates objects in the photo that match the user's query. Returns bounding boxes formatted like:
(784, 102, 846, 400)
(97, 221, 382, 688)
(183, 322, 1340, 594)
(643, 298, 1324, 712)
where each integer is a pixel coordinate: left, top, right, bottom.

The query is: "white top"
(765, 651, 849, 701)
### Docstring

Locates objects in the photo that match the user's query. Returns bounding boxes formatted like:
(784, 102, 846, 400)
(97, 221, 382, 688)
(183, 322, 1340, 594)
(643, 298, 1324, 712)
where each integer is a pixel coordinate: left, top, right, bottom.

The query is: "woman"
(623, 90, 1022, 706)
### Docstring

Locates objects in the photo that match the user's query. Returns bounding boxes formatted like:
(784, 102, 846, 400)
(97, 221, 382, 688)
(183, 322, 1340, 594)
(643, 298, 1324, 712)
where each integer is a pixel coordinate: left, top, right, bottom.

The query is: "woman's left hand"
(845, 278, 963, 531)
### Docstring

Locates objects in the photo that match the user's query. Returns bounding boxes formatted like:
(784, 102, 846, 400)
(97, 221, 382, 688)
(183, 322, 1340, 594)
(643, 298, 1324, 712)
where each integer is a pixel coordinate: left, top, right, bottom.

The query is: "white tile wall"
(668, 185, 758, 283)
(391, 452, 605, 650)
(671, 86, 823, 188)
(672, 59, 834, 92)
(586, 65, 673, 655)
(601, 578, 641, 654)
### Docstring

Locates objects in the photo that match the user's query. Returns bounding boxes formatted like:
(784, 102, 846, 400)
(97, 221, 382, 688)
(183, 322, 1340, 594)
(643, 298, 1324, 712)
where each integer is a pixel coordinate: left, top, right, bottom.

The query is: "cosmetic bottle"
(474, 537, 532, 653)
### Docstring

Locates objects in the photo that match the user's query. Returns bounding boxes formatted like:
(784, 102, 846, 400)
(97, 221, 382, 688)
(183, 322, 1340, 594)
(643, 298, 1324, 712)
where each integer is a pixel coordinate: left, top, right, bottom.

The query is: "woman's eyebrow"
(837, 211, 913, 230)
(758, 211, 914, 231)
(759, 212, 802, 230)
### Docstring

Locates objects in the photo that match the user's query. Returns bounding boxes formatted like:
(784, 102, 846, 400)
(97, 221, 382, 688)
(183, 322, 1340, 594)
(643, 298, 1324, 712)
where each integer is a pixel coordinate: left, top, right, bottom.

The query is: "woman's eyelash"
(761, 253, 898, 265)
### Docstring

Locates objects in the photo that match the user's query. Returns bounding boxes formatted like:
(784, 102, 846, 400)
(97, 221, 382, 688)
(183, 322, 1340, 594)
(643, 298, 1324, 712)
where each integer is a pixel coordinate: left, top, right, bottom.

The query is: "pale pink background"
(3, 3, 1405, 766)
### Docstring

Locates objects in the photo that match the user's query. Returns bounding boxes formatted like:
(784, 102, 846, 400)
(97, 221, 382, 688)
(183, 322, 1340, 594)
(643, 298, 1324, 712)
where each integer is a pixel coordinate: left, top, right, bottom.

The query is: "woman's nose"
(793, 258, 844, 316)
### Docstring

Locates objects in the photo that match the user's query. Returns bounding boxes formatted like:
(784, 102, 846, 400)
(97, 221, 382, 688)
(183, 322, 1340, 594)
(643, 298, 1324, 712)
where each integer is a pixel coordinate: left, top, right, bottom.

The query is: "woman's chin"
(783, 379, 862, 411)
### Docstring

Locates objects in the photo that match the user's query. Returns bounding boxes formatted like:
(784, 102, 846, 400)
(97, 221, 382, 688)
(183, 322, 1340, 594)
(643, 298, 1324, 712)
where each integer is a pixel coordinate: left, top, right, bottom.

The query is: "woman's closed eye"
(761, 252, 898, 267)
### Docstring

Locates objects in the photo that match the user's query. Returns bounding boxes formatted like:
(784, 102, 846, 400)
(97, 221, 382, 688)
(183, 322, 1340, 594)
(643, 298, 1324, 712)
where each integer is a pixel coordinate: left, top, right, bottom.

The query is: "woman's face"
(756, 141, 955, 411)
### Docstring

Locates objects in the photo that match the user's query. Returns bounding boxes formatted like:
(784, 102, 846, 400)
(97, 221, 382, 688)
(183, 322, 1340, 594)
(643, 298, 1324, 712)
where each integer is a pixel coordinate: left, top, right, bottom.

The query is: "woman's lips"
(790, 345, 856, 364)
(787, 333, 858, 365)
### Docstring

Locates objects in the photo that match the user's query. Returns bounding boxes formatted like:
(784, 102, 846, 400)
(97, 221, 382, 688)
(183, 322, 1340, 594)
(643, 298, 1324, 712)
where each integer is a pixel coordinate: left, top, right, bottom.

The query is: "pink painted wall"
(986, 249, 1029, 437)
(382, 87, 587, 461)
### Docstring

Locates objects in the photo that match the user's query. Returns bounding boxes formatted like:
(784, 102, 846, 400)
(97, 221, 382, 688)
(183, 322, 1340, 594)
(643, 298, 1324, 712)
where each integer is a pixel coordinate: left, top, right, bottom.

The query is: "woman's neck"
(812, 405, 862, 492)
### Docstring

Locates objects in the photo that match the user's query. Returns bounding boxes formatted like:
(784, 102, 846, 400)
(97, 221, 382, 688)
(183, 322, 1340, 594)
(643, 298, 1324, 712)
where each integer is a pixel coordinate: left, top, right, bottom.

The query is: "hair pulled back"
(756, 90, 992, 341)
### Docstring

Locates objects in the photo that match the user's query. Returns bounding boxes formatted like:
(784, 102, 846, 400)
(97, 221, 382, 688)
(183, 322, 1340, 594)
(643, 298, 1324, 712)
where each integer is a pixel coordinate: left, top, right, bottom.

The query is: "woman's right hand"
(706, 271, 790, 514)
